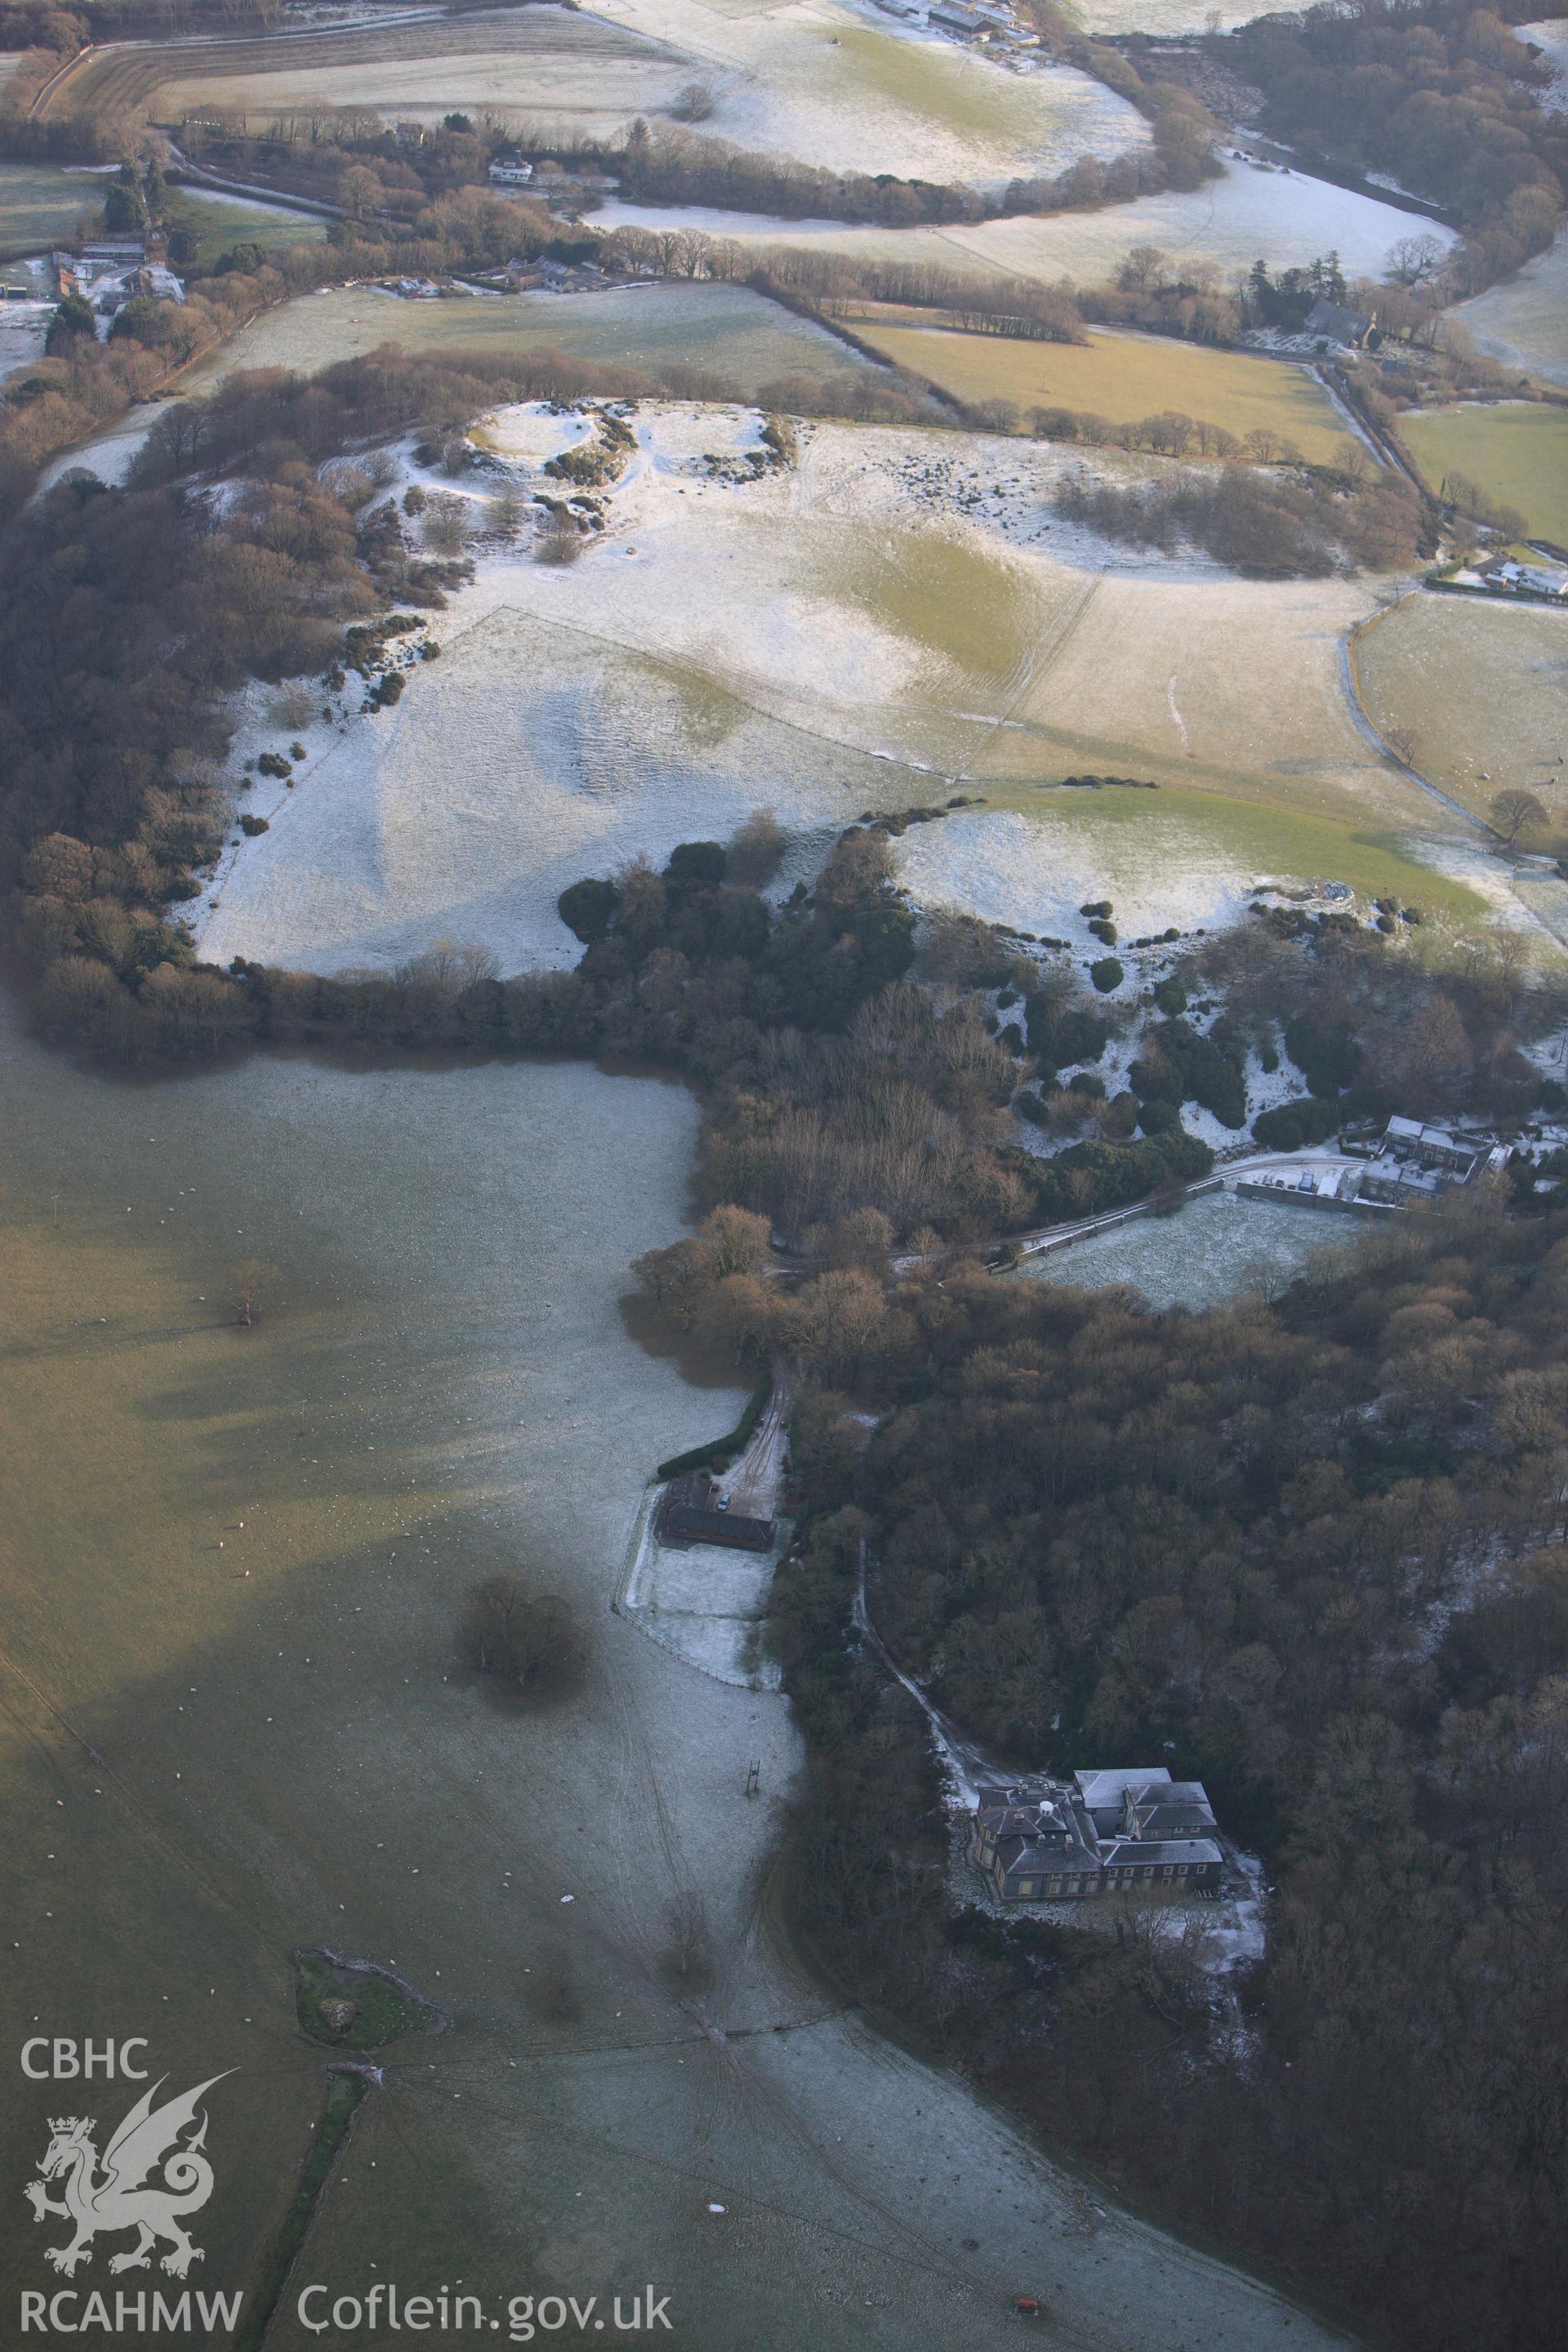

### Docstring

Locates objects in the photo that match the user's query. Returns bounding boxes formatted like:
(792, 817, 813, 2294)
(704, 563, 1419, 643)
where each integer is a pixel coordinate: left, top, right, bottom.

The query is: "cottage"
(1303, 297, 1377, 348)
(972, 1768, 1223, 1901)
(488, 159, 535, 186)
(1350, 1116, 1505, 1208)
(1382, 1115, 1499, 1178)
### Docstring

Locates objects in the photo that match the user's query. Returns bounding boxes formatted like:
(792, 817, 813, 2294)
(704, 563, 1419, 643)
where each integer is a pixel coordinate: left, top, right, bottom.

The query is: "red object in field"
(1016, 2298, 1039, 2316)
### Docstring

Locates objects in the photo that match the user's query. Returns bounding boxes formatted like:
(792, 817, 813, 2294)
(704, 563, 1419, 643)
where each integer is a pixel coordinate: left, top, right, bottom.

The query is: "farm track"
(958, 572, 1102, 788)
(24, 42, 92, 118)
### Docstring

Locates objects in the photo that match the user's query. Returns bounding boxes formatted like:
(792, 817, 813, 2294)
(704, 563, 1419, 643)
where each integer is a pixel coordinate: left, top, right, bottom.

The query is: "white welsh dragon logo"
(24, 2074, 231, 2278)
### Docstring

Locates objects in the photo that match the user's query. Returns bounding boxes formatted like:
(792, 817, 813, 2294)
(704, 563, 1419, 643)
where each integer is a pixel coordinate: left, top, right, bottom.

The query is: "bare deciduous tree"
(728, 805, 786, 887)
(461, 1574, 588, 1702)
(1492, 787, 1548, 848)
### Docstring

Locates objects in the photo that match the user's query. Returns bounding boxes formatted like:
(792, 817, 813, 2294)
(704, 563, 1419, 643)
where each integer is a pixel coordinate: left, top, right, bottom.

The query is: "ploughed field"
(37, 7, 692, 135)
(0, 996, 1350, 2352)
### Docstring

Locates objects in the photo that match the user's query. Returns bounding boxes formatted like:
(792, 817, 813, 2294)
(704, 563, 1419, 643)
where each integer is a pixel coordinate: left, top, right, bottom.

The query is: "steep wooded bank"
(772, 1200, 1568, 2352)
(1205, 0, 1565, 289)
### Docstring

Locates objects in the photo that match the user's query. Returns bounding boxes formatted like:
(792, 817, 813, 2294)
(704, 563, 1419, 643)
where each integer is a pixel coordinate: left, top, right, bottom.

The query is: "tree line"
(1054, 457, 1427, 577)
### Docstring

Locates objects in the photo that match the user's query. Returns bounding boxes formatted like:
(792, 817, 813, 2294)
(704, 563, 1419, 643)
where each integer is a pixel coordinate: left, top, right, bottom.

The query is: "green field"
(1356, 591, 1568, 835)
(973, 780, 1499, 932)
(169, 278, 872, 402)
(1401, 401, 1568, 545)
(846, 312, 1356, 465)
(0, 162, 103, 260)
(172, 189, 327, 269)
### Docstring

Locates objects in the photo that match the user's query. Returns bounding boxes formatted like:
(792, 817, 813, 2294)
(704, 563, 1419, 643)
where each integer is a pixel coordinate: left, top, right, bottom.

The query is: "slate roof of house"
(1096, 1838, 1224, 1869)
(1125, 1784, 1220, 1840)
(1303, 298, 1374, 342)
(662, 1503, 774, 1552)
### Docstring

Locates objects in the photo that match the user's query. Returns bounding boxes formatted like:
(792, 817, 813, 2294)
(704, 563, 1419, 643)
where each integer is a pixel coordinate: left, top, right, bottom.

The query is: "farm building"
(1303, 297, 1377, 347)
(1480, 558, 1568, 599)
(658, 1472, 775, 1554)
(971, 1768, 1223, 1902)
(929, 2, 994, 39)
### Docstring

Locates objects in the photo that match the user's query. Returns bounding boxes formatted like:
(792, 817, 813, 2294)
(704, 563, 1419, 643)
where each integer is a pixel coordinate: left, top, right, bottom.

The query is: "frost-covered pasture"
(198, 604, 900, 973)
(1401, 402, 1568, 545)
(1071, 0, 1306, 26)
(1356, 593, 1568, 828)
(1016, 1187, 1355, 1310)
(978, 570, 1393, 815)
(596, 0, 1147, 186)
(601, 157, 1456, 289)
(1451, 35, 1568, 385)
(847, 315, 1353, 465)
(890, 786, 1503, 957)
(35, 281, 871, 494)
(0, 159, 104, 258)
(43, 0, 1144, 187)
(199, 403, 1526, 978)
(1454, 229, 1568, 388)
(2, 979, 1355, 2352)
(176, 279, 872, 402)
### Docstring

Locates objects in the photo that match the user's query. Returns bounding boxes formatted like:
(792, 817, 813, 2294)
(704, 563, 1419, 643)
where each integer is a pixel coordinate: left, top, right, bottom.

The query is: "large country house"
(971, 1768, 1223, 1901)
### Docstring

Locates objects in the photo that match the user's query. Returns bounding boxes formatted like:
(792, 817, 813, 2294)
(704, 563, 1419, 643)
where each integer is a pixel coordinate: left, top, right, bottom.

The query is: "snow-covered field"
(1456, 226, 1568, 388)
(982, 568, 1390, 806)
(35, 281, 870, 495)
(0, 297, 53, 384)
(195, 402, 1525, 978)
(897, 802, 1254, 942)
(54, 0, 1143, 189)
(1517, 18, 1568, 110)
(593, 0, 1147, 188)
(604, 155, 1456, 288)
(1071, 0, 1303, 25)
(1449, 30, 1567, 379)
